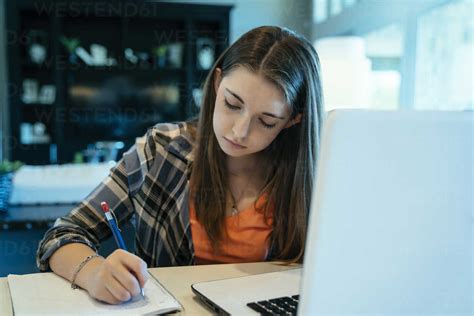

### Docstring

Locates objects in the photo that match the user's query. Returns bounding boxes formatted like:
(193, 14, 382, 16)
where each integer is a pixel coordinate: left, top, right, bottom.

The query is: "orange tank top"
(189, 194, 273, 264)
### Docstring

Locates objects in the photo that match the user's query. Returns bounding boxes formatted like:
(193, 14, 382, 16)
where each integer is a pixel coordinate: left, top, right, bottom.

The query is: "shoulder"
(142, 120, 197, 161)
(150, 121, 196, 145)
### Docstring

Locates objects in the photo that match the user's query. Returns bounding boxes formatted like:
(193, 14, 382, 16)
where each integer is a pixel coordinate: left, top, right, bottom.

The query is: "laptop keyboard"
(247, 295, 299, 315)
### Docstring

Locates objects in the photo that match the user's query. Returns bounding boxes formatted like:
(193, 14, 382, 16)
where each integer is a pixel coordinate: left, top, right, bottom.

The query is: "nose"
(232, 115, 251, 140)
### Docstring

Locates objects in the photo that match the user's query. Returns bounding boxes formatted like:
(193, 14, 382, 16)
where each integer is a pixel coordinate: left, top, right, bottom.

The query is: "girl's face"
(212, 66, 301, 158)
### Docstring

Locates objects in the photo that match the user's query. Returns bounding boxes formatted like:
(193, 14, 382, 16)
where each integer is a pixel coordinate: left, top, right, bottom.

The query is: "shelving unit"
(6, 0, 232, 164)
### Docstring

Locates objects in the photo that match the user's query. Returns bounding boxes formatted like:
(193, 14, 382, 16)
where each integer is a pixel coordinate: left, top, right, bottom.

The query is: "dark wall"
(0, 0, 9, 161)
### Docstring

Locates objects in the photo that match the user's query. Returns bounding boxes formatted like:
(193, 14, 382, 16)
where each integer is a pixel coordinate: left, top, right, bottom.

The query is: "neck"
(226, 153, 261, 177)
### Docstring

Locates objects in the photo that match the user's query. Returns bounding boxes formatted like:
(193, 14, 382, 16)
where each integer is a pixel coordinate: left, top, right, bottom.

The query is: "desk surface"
(0, 262, 298, 315)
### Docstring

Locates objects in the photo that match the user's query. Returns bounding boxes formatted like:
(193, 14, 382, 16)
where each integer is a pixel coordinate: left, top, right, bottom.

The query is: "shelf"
(62, 65, 186, 74)
(12, 143, 52, 165)
(21, 62, 53, 70)
(20, 141, 51, 146)
(17, 143, 52, 149)
(20, 106, 55, 125)
(21, 102, 54, 107)
(7, 1, 232, 164)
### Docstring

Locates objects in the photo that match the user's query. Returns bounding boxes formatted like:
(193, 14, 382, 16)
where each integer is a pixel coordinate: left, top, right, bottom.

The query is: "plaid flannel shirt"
(37, 121, 201, 271)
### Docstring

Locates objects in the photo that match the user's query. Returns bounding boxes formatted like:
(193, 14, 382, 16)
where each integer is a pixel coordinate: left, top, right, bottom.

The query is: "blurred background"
(0, 0, 472, 275)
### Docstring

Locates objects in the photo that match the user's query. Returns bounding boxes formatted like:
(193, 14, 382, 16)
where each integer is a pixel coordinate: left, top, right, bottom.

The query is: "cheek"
(212, 106, 220, 136)
(213, 101, 235, 131)
(213, 103, 224, 133)
(250, 129, 281, 152)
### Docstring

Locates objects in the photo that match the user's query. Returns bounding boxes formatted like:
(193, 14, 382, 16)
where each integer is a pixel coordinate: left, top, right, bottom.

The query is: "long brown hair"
(189, 26, 324, 263)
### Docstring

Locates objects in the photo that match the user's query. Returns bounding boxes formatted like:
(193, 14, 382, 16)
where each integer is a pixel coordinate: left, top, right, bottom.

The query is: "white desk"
(0, 262, 299, 315)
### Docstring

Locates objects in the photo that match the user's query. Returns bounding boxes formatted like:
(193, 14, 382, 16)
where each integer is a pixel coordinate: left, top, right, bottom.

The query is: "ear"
(214, 67, 222, 94)
(283, 113, 302, 129)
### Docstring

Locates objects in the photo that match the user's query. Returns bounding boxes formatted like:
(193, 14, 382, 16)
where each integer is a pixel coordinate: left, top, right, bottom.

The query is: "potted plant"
(0, 161, 23, 212)
(59, 36, 80, 64)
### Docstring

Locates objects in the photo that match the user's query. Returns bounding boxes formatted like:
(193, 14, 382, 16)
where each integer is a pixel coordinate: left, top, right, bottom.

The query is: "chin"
(216, 138, 247, 157)
(220, 145, 249, 157)
(223, 150, 251, 158)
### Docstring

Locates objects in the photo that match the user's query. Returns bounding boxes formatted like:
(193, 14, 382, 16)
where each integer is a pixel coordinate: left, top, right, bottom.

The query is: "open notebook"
(8, 272, 182, 316)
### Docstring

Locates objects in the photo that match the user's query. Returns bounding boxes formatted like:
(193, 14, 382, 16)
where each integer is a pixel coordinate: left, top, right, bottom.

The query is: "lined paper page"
(8, 272, 181, 316)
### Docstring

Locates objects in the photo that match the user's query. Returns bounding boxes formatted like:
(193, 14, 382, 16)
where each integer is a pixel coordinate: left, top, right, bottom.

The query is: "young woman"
(36, 26, 324, 304)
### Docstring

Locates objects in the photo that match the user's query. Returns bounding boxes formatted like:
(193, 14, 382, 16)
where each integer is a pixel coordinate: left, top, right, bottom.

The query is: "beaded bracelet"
(71, 253, 102, 290)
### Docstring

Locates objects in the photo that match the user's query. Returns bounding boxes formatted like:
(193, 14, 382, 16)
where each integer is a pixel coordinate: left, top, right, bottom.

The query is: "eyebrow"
(225, 88, 286, 120)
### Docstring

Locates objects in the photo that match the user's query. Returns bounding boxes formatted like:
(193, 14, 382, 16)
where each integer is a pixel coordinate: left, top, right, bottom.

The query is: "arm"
(36, 148, 142, 271)
(36, 130, 155, 303)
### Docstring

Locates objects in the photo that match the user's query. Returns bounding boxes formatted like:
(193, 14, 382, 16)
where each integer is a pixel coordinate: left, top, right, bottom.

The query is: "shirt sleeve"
(36, 128, 156, 272)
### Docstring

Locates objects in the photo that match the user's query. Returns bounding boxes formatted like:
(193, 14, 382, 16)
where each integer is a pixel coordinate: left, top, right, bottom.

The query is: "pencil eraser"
(100, 202, 109, 212)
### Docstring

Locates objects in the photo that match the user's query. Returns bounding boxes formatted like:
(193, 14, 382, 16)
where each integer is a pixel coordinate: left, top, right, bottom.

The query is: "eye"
(224, 98, 276, 129)
(259, 119, 276, 129)
(224, 99, 240, 111)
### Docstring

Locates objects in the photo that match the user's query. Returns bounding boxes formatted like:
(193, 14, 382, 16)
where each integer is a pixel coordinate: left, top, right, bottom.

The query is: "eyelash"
(224, 100, 276, 129)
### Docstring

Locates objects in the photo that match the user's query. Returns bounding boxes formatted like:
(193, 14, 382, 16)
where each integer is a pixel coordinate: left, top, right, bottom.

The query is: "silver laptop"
(191, 110, 473, 315)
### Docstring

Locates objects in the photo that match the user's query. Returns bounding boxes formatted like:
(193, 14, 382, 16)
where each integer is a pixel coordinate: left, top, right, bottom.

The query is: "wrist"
(72, 254, 104, 291)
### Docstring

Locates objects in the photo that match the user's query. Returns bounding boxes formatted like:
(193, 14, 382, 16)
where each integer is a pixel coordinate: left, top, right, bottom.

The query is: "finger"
(104, 274, 132, 302)
(111, 264, 142, 297)
(90, 281, 123, 305)
(98, 288, 122, 305)
(118, 252, 148, 288)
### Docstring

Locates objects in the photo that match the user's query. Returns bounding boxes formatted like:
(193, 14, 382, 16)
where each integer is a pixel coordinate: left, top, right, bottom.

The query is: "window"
(414, 0, 473, 110)
(363, 23, 404, 110)
(330, 0, 343, 17)
(314, 0, 328, 23)
(313, 0, 359, 23)
(315, 24, 403, 111)
(312, 0, 473, 111)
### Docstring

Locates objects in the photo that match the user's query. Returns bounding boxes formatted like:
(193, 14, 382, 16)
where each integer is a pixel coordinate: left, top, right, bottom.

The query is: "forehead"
(222, 67, 289, 113)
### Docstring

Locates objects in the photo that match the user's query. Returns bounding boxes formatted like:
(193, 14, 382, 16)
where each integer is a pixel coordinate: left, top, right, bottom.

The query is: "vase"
(0, 172, 13, 213)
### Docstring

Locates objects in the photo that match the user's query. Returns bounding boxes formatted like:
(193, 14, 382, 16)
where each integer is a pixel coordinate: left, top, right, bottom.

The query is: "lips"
(224, 137, 247, 149)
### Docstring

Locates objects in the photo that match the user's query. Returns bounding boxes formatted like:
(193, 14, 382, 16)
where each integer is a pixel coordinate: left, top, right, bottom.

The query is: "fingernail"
(141, 287, 145, 298)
